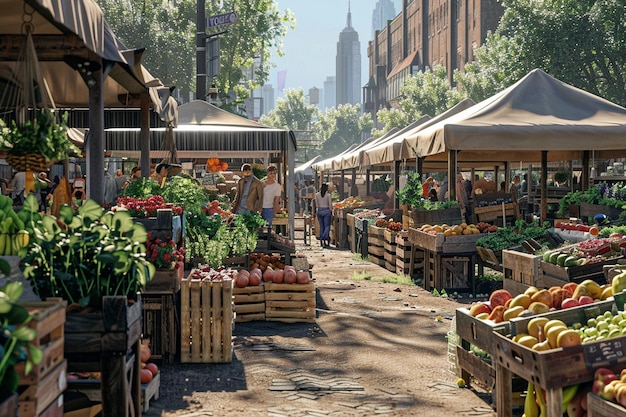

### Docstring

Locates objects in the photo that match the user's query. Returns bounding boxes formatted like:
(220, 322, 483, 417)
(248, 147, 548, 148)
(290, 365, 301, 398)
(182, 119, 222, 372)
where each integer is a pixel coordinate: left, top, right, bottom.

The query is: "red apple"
(561, 297, 580, 309)
(610, 232, 623, 239)
(578, 295, 594, 305)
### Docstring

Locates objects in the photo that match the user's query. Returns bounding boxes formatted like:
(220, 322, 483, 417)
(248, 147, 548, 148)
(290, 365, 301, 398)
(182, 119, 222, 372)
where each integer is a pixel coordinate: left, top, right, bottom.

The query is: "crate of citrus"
(408, 222, 484, 254)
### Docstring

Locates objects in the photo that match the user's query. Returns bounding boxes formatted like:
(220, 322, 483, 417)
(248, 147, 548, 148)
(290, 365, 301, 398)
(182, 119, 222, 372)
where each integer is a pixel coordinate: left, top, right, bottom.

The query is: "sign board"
(206, 11, 238, 28)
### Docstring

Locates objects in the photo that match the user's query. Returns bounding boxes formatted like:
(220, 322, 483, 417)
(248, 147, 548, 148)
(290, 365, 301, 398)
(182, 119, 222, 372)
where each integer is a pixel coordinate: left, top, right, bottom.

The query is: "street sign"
(206, 11, 238, 28)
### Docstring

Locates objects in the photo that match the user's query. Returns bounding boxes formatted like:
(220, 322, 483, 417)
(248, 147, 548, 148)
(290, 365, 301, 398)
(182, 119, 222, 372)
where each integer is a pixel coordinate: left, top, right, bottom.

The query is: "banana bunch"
(522, 382, 578, 417)
(0, 195, 29, 256)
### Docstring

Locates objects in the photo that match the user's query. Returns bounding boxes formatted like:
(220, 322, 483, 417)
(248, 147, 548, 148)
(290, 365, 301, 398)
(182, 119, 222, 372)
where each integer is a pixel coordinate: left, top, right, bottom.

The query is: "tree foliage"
(97, 0, 294, 103)
(459, 0, 626, 106)
(373, 65, 466, 137)
(315, 104, 373, 159)
(258, 89, 318, 130)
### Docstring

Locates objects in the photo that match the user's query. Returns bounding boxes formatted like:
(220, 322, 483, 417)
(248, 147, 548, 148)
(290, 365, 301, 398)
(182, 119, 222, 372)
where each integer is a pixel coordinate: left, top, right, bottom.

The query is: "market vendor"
(231, 163, 263, 215)
(262, 165, 282, 228)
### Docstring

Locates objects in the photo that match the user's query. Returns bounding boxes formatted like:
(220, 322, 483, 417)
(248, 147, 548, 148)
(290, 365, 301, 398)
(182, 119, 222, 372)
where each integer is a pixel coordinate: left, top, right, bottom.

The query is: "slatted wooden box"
(368, 226, 386, 266)
(383, 229, 398, 272)
(180, 278, 234, 363)
(502, 249, 540, 289)
(14, 301, 66, 385)
(540, 256, 622, 283)
(233, 285, 265, 322)
(265, 282, 316, 323)
(142, 292, 177, 364)
(587, 393, 626, 417)
(409, 227, 482, 254)
(18, 360, 67, 417)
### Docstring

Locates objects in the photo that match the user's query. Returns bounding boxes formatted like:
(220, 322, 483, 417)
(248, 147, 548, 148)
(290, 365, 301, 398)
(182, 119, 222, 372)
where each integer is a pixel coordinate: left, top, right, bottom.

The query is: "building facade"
(364, 0, 504, 123)
(372, 0, 398, 37)
(324, 76, 336, 110)
(336, 5, 362, 106)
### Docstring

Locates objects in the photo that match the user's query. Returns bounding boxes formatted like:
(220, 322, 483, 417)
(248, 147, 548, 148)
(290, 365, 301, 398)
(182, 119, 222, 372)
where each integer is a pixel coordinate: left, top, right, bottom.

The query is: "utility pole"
(196, 0, 206, 100)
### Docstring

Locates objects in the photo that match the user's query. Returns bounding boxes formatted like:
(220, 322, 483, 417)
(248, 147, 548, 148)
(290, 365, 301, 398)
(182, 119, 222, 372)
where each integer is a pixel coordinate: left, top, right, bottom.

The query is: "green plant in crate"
(397, 171, 423, 209)
(19, 195, 155, 309)
(0, 274, 42, 401)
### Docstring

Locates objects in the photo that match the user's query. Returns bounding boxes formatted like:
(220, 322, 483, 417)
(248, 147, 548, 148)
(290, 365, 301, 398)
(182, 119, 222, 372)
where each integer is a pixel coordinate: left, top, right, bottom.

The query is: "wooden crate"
(494, 301, 623, 417)
(18, 360, 67, 417)
(67, 370, 161, 413)
(422, 250, 473, 291)
(233, 285, 265, 322)
(502, 249, 540, 288)
(587, 393, 626, 417)
(142, 292, 178, 364)
(134, 210, 183, 243)
(409, 227, 481, 254)
(474, 202, 520, 224)
(540, 255, 622, 283)
(265, 282, 316, 323)
(180, 278, 234, 363)
(455, 307, 510, 355)
(368, 224, 385, 239)
(145, 268, 182, 293)
(14, 301, 65, 385)
(411, 206, 462, 226)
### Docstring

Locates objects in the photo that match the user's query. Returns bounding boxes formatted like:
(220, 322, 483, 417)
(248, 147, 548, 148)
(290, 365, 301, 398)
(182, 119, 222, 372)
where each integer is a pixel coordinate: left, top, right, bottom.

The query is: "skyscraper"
(372, 0, 397, 37)
(324, 76, 336, 110)
(335, 1, 361, 106)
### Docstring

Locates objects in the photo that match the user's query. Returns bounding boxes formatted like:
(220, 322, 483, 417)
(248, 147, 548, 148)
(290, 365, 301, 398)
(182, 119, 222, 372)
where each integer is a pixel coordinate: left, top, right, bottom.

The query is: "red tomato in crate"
(145, 362, 159, 376)
(140, 368, 153, 384)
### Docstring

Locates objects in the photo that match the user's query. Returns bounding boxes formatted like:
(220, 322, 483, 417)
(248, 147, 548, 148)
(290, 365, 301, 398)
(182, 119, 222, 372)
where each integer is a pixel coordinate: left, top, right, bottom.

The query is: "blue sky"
(271, 0, 400, 98)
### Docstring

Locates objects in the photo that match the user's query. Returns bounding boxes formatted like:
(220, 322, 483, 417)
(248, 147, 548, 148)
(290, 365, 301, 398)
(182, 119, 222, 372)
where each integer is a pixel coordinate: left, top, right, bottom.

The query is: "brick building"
(364, 0, 504, 124)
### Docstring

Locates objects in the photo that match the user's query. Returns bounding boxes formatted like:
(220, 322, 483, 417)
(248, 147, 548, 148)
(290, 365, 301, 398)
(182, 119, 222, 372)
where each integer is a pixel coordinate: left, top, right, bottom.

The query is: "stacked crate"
(142, 292, 178, 364)
(16, 301, 67, 417)
(233, 285, 265, 322)
(383, 229, 397, 272)
(180, 278, 234, 363)
(395, 232, 423, 278)
(265, 282, 316, 323)
(367, 224, 386, 266)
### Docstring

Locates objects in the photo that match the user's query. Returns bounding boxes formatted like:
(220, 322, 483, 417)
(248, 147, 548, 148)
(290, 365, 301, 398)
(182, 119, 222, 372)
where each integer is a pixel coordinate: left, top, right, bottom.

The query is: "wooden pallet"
(18, 360, 67, 417)
(265, 282, 316, 323)
(180, 278, 234, 363)
(142, 292, 178, 364)
(15, 301, 66, 385)
(233, 285, 265, 322)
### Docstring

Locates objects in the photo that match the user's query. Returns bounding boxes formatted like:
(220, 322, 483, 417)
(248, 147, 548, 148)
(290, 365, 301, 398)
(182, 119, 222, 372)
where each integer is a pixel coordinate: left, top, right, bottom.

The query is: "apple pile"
(467, 280, 612, 324)
(575, 310, 626, 343)
(188, 265, 238, 282)
(514, 317, 582, 351)
(420, 222, 487, 236)
(592, 367, 626, 408)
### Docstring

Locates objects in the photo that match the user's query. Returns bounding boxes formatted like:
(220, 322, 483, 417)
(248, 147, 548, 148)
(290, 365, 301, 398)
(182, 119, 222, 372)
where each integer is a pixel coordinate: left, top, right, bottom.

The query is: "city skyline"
(270, 0, 399, 102)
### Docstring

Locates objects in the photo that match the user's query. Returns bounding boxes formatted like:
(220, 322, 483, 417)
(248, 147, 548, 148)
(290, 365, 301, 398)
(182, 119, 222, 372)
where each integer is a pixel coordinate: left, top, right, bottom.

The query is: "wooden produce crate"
(180, 278, 234, 363)
(476, 246, 503, 273)
(18, 360, 67, 417)
(233, 285, 265, 322)
(423, 250, 473, 291)
(346, 213, 355, 252)
(455, 308, 510, 355)
(14, 301, 65, 385)
(408, 227, 481, 255)
(383, 229, 398, 272)
(494, 300, 622, 417)
(145, 268, 182, 293)
(394, 232, 422, 277)
(265, 282, 316, 323)
(134, 210, 183, 243)
(142, 292, 178, 364)
(402, 214, 413, 231)
(540, 255, 623, 284)
(502, 249, 540, 294)
(368, 225, 386, 266)
(587, 393, 626, 417)
(474, 202, 520, 224)
(411, 206, 462, 227)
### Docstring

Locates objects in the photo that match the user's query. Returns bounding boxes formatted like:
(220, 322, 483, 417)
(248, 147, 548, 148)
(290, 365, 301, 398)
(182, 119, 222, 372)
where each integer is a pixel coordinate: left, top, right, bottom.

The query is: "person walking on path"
(231, 163, 263, 214)
(314, 183, 332, 248)
(262, 165, 282, 230)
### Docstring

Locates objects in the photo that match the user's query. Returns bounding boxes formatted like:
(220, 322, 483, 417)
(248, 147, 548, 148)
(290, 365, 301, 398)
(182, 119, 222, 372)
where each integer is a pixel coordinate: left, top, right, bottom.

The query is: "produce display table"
(408, 228, 479, 293)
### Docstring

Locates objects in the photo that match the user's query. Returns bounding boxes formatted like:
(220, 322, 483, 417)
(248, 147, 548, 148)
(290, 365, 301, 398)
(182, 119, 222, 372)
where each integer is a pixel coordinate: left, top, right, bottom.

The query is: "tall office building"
(324, 76, 336, 110)
(335, 2, 361, 106)
(260, 84, 275, 115)
(372, 0, 397, 37)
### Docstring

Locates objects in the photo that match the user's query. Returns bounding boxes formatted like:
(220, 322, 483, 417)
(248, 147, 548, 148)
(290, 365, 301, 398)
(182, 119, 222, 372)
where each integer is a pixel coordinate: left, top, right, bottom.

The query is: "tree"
(259, 89, 317, 131)
(373, 65, 466, 136)
(98, 0, 294, 104)
(315, 104, 373, 159)
(458, 0, 626, 106)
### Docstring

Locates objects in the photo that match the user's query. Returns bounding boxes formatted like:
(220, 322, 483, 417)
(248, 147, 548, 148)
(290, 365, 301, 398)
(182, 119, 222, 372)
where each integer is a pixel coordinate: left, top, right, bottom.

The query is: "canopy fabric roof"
(178, 100, 261, 127)
(295, 155, 322, 174)
(0, 0, 163, 108)
(313, 143, 359, 172)
(410, 69, 626, 162)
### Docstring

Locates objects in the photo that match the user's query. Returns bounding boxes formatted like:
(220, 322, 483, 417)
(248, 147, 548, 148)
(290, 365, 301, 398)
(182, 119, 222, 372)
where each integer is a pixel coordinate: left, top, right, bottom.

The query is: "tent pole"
(140, 92, 150, 179)
(87, 64, 104, 204)
(581, 151, 590, 192)
(541, 151, 548, 222)
(448, 150, 457, 201)
(394, 160, 401, 210)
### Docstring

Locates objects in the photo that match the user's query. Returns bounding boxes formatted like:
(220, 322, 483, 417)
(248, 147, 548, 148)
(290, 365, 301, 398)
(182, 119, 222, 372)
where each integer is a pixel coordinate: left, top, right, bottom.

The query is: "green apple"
(597, 320, 610, 332)
(584, 327, 599, 337)
(619, 319, 626, 329)
(588, 318, 597, 327)
(609, 328, 622, 339)
(604, 311, 614, 320)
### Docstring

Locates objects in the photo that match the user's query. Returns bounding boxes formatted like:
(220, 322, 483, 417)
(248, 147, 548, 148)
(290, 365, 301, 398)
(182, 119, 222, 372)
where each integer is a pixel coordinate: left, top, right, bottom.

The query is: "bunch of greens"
(397, 171, 423, 209)
(160, 176, 210, 214)
(123, 178, 162, 199)
(476, 220, 551, 252)
(236, 211, 267, 230)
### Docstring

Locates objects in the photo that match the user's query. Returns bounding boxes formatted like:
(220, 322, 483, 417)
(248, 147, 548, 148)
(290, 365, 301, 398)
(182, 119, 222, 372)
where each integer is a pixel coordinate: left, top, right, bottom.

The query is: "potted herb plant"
(0, 109, 81, 172)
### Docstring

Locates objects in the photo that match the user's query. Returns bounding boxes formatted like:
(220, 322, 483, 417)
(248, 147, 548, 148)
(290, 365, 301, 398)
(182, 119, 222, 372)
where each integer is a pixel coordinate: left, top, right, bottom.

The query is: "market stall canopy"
(409, 69, 626, 163)
(336, 127, 403, 171)
(312, 143, 359, 172)
(104, 100, 295, 159)
(295, 155, 322, 177)
(0, 0, 163, 108)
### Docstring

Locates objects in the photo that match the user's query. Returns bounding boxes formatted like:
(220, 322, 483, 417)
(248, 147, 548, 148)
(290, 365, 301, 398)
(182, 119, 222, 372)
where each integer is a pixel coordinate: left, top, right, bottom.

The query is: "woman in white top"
(261, 166, 282, 229)
(314, 183, 332, 247)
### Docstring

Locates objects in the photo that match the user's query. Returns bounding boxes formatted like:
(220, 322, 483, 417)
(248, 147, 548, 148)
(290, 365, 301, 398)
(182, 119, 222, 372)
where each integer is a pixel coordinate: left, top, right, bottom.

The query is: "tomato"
(145, 362, 159, 376)
(140, 368, 153, 384)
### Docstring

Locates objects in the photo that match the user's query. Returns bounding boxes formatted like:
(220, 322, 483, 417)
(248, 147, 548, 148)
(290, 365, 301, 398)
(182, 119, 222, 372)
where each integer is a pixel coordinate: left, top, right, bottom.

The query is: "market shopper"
(231, 163, 263, 214)
(314, 182, 332, 248)
(262, 165, 282, 229)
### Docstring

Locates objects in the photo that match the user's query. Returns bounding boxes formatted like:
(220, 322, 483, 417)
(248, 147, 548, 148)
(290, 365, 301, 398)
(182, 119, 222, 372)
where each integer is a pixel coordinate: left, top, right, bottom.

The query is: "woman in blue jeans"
(314, 183, 332, 247)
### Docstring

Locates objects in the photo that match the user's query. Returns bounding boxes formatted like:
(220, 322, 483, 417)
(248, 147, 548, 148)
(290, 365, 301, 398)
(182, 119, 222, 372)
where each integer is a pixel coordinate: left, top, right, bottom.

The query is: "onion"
(284, 269, 297, 284)
(235, 272, 249, 288)
(296, 271, 310, 284)
(262, 268, 274, 282)
(273, 269, 284, 283)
